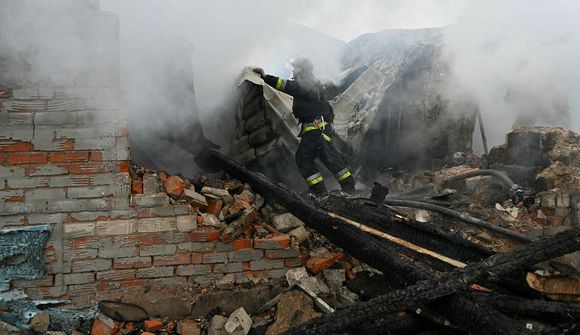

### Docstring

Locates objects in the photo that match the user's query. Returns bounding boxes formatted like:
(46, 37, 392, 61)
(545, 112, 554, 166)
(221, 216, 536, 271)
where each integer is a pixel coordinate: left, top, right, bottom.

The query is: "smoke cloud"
(441, 0, 580, 150)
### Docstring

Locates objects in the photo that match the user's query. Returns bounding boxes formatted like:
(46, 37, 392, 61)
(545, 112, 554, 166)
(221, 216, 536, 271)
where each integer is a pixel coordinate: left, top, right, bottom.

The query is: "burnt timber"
(207, 150, 580, 334)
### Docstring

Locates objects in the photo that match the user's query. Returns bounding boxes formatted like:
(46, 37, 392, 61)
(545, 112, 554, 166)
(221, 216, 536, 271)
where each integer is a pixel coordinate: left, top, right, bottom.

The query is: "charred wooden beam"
(288, 227, 580, 335)
(320, 195, 493, 263)
(206, 151, 549, 335)
(469, 293, 580, 322)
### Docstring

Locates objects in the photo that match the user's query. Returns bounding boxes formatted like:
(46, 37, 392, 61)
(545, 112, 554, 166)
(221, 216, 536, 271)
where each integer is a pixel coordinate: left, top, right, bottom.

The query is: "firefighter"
(253, 58, 356, 195)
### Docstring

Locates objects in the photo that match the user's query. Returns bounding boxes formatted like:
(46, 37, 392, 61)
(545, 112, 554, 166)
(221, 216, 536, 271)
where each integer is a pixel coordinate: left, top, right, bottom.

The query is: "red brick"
(206, 197, 223, 216)
(132, 177, 143, 194)
(254, 235, 290, 249)
(90, 151, 103, 161)
(50, 151, 89, 163)
(242, 261, 251, 271)
(118, 161, 130, 172)
(0, 154, 4, 164)
(91, 315, 119, 335)
(191, 253, 204, 264)
(0, 141, 33, 152)
(232, 239, 252, 250)
(69, 162, 110, 174)
(153, 252, 191, 266)
(306, 252, 344, 274)
(96, 269, 136, 281)
(6, 152, 48, 164)
(191, 230, 220, 242)
(144, 319, 164, 332)
(164, 175, 186, 197)
(113, 257, 152, 269)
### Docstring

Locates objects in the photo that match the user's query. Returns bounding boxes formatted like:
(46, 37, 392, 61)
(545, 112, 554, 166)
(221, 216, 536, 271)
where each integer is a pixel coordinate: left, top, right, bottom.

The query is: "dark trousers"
(295, 127, 353, 192)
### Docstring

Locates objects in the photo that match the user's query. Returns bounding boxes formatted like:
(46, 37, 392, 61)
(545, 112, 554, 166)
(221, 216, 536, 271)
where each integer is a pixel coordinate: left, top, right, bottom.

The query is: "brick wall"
(0, 1, 300, 305)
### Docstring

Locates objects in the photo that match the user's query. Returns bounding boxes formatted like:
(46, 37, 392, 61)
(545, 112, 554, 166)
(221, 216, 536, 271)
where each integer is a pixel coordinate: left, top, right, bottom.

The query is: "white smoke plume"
(441, 0, 580, 150)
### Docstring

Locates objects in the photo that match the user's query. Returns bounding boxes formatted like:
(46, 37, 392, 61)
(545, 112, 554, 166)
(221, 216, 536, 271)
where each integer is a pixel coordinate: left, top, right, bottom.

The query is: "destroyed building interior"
(1, 1, 579, 335)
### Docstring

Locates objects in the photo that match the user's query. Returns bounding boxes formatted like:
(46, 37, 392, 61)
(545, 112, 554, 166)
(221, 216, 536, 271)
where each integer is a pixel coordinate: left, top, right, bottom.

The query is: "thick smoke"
(441, 0, 580, 149)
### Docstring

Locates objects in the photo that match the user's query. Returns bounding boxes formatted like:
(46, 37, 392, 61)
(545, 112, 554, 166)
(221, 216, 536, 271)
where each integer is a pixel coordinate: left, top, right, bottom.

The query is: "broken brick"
(164, 175, 186, 197)
(306, 252, 344, 274)
(144, 319, 164, 332)
(205, 195, 223, 216)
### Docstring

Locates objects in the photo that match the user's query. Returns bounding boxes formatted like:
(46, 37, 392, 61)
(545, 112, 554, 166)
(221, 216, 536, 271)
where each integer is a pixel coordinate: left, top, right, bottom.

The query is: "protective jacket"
(263, 73, 355, 194)
(263, 75, 333, 123)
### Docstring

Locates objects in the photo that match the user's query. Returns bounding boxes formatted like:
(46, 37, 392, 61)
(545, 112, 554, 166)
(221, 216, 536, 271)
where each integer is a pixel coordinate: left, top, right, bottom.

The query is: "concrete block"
(137, 217, 176, 232)
(6, 177, 48, 189)
(143, 174, 160, 194)
(27, 213, 64, 224)
(113, 256, 151, 269)
(2, 99, 45, 113)
(64, 222, 96, 238)
(136, 266, 174, 278)
(183, 189, 208, 208)
(203, 253, 228, 264)
(268, 269, 287, 279)
(229, 249, 263, 262)
(76, 111, 122, 125)
(68, 186, 115, 199)
(0, 166, 26, 178)
(224, 307, 252, 335)
(73, 136, 116, 150)
(201, 187, 233, 204)
(63, 273, 95, 285)
(49, 175, 91, 188)
(25, 188, 66, 200)
(132, 193, 169, 208)
(29, 165, 68, 176)
(264, 248, 300, 259)
(288, 226, 310, 245)
(12, 88, 40, 99)
(96, 269, 136, 281)
(178, 242, 214, 252)
(285, 267, 309, 286)
(97, 240, 139, 258)
(213, 262, 243, 274)
(22, 200, 45, 213)
(72, 258, 112, 272)
(272, 212, 303, 233)
(140, 244, 177, 256)
(323, 269, 346, 291)
(35, 112, 76, 125)
(46, 198, 111, 213)
(46, 99, 87, 112)
(96, 219, 136, 236)
(0, 125, 34, 141)
(176, 264, 212, 276)
(91, 173, 127, 186)
(250, 259, 284, 271)
(176, 215, 197, 232)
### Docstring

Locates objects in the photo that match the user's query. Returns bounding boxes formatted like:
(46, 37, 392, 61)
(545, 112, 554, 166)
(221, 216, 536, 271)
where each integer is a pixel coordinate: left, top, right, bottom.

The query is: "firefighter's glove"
(253, 68, 265, 78)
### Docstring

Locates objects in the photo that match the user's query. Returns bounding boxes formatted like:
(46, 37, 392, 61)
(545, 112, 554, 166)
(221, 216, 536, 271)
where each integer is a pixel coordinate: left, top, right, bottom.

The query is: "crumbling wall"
(488, 127, 580, 226)
(0, 2, 300, 308)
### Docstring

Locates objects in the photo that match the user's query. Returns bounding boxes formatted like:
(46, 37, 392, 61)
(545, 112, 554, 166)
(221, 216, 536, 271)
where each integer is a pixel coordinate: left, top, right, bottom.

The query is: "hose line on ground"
(383, 198, 534, 242)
